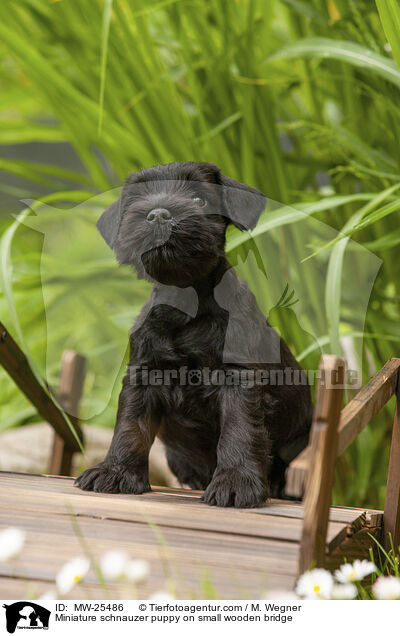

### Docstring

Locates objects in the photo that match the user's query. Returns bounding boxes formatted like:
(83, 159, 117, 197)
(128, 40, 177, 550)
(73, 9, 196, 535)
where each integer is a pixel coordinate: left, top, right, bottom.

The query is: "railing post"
(384, 370, 400, 552)
(49, 350, 86, 476)
(298, 354, 345, 574)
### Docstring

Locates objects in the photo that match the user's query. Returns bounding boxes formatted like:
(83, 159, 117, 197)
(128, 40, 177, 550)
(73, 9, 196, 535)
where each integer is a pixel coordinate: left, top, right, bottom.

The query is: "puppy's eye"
(191, 196, 206, 207)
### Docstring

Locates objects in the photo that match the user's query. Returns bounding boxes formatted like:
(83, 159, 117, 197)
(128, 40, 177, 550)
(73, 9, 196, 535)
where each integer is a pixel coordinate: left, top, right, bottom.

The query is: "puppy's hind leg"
(75, 377, 157, 494)
(165, 445, 215, 491)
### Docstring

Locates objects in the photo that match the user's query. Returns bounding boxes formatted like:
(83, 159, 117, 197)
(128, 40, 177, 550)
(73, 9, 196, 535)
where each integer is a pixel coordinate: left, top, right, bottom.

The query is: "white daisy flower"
(0, 527, 26, 561)
(125, 559, 150, 584)
(295, 568, 333, 599)
(331, 583, 358, 599)
(335, 559, 376, 583)
(372, 576, 400, 600)
(100, 550, 130, 581)
(56, 557, 90, 595)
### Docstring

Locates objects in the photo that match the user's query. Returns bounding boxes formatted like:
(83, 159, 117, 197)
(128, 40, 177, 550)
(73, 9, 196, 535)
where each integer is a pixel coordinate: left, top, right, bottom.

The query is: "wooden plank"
(0, 482, 349, 546)
(0, 472, 349, 544)
(240, 502, 364, 525)
(0, 323, 83, 452)
(299, 355, 344, 573)
(0, 472, 202, 500)
(0, 568, 297, 600)
(0, 469, 373, 547)
(0, 516, 300, 577)
(286, 357, 400, 498)
(0, 508, 301, 582)
(384, 372, 400, 550)
(49, 351, 86, 475)
(0, 576, 111, 601)
(0, 471, 370, 524)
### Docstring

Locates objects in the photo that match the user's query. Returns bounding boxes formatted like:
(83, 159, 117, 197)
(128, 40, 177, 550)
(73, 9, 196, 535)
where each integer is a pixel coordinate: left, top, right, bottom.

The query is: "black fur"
(75, 162, 312, 507)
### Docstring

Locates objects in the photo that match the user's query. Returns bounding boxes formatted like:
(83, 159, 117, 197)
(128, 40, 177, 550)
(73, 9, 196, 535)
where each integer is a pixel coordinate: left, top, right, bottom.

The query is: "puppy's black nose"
(147, 208, 171, 223)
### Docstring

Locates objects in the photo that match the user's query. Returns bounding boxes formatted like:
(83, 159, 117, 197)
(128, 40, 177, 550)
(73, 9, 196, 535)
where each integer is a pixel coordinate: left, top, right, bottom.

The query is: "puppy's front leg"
(202, 385, 270, 507)
(75, 377, 157, 494)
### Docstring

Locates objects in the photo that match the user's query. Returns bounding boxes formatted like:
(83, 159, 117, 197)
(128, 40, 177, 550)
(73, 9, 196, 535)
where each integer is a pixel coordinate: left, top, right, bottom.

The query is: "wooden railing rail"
(287, 358, 400, 499)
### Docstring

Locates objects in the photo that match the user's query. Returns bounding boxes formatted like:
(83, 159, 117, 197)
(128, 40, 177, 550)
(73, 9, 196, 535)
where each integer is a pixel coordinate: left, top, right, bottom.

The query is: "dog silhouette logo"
(3, 602, 50, 633)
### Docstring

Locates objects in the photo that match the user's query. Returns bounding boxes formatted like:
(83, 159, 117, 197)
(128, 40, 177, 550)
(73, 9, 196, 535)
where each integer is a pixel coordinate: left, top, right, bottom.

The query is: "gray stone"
(0, 424, 179, 487)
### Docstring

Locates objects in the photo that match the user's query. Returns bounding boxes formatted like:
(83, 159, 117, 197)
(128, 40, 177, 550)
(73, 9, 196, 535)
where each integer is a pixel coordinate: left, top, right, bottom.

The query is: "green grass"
(0, 0, 400, 509)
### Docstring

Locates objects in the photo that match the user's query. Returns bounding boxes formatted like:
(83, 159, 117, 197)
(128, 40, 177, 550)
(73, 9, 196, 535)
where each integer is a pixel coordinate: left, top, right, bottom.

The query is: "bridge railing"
(292, 354, 400, 573)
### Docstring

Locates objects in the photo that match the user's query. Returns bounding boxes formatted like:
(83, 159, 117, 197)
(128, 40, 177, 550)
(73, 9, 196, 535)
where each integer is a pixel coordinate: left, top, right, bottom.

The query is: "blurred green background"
(0, 0, 400, 509)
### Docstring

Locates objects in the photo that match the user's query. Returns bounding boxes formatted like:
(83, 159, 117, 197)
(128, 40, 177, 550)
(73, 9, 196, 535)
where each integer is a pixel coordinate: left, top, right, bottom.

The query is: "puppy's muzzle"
(147, 208, 172, 224)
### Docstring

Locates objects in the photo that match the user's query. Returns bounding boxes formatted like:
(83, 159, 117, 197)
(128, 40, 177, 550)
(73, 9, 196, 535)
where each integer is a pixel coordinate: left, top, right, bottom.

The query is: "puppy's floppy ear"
(96, 197, 122, 249)
(219, 174, 266, 231)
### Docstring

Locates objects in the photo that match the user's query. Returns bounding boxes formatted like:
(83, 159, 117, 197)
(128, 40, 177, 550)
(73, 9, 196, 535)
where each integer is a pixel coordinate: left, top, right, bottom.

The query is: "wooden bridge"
(0, 472, 383, 598)
(0, 322, 399, 599)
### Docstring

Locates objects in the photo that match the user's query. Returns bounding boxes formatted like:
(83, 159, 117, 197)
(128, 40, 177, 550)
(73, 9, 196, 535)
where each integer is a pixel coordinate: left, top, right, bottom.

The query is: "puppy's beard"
(139, 244, 191, 286)
(151, 222, 173, 246)
(128, 223, 173, 262)
(139, 243, 221, 287)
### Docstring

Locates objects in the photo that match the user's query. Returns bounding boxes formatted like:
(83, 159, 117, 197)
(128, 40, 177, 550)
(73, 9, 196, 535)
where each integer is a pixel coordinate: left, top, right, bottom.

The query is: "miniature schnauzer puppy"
(75, 161, 312, 507)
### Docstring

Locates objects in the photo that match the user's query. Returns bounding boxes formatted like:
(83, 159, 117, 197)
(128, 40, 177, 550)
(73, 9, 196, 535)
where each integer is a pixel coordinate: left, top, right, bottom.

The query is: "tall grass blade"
(98, 0, 113, 136)
(376, 0, 400, 69)
(267, 37, 400, 88)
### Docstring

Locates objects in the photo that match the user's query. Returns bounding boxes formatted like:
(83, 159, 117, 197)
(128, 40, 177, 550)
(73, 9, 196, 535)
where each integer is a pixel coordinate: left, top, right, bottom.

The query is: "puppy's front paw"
(202, 468, 269, 508)
(74, 461, 150, 494)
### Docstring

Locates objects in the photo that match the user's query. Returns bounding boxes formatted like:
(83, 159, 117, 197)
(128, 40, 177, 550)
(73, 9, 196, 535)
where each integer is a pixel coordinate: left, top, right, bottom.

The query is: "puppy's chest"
(134, 304, 228, 367)
(173, 316, 227, 363)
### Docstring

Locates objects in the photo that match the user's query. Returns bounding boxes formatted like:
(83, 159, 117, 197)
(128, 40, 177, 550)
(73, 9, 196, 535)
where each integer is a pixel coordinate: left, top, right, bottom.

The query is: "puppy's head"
(98, 162, 266, 286)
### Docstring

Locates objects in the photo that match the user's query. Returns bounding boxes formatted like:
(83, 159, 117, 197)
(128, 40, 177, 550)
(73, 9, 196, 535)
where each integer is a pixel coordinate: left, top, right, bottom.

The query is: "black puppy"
(75, 162, 312, 506)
